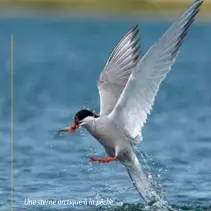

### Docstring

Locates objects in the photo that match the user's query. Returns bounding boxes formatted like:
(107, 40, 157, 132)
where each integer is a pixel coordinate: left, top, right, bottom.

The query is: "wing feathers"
(109, 0, 203, 143)
(98, 25, 141, 116)
(108, 25, 139, 64)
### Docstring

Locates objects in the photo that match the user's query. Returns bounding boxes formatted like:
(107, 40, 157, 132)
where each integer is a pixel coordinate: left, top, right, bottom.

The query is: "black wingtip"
(171, 0, 203, 58)
(194, 0, 203, 8)
(131, 25, 139, 34)
(195, 0, 203, 3)
(133, 24, 139, 30)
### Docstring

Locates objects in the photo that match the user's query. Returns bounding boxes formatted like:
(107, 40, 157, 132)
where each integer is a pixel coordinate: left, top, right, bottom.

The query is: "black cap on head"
(74, 109, 99, 122)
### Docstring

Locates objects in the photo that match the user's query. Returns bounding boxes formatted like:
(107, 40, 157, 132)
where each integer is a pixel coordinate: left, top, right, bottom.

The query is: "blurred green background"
(0, 0, 210, 18)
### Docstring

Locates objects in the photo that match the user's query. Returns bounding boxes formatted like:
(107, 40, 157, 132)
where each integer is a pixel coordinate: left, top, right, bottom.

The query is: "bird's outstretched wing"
(109, 0, 203, 143)
(98, 25, 140, 116)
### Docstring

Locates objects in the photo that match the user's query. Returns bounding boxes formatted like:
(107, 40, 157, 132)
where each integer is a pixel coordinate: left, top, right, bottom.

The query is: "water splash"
(132, 146, 177, 211)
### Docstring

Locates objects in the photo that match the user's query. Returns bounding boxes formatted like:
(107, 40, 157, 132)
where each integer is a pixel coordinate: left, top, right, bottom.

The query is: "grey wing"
(109, 0, 203, 144)
(98, 25, 140, 116)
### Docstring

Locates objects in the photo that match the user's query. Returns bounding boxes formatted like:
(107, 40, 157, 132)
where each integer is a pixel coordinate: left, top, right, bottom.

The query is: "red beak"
(69, 121, 80, 134)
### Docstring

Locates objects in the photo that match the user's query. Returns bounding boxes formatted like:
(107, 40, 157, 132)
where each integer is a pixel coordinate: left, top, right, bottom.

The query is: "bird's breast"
(89, 117, 127, 151)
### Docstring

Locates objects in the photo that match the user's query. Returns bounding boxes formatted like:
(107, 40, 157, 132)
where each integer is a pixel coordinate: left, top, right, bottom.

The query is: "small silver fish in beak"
(57, 120, 80, 134)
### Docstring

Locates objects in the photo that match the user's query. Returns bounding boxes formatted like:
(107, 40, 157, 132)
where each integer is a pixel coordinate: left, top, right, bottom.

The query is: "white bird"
(58, 0, 203, 208)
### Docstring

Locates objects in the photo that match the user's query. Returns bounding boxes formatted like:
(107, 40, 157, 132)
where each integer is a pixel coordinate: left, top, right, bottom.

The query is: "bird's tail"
(119, 150, 174, 211)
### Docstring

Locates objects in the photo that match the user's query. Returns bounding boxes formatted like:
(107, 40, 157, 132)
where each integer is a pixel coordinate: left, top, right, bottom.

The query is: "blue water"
(1, 16, 211, 211)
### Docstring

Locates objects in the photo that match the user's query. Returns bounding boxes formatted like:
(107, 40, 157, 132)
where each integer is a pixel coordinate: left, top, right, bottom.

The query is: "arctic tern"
(58, 0, 203, 207)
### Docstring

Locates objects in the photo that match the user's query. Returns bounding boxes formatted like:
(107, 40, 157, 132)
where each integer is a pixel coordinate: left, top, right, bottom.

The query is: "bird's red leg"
(90, 156, 117, 163)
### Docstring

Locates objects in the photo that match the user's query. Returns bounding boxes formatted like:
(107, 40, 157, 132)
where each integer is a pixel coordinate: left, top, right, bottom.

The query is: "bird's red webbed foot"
(90, 156, 117, 163)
